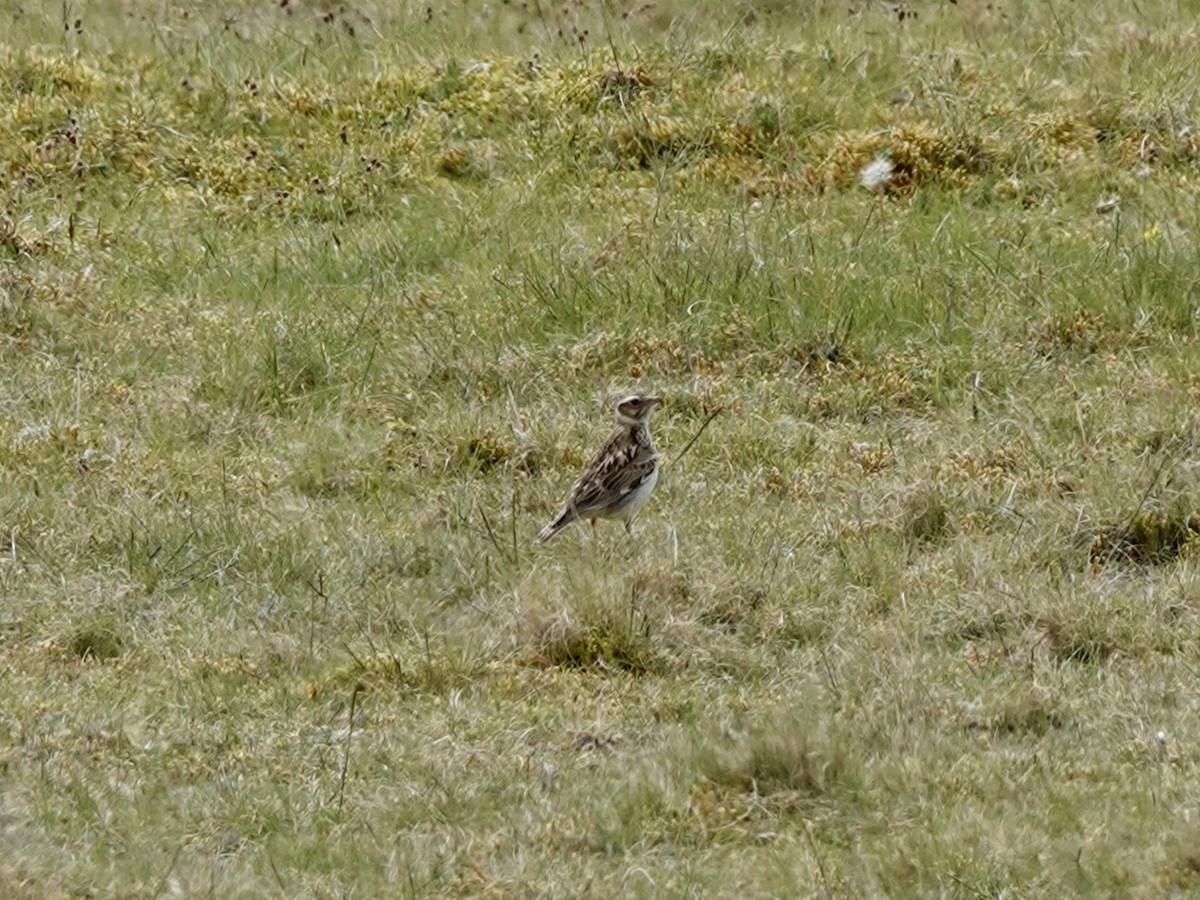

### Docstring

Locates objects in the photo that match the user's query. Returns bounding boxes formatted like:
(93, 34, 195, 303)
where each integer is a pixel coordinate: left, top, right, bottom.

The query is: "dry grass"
(4, 1, 1200, 896)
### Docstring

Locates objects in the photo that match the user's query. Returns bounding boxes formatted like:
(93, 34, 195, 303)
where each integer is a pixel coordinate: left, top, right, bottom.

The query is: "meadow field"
(4, 0, 1200, 895)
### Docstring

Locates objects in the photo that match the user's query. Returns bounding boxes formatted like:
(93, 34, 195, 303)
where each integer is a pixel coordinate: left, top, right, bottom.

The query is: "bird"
(536, 393, 663, 544)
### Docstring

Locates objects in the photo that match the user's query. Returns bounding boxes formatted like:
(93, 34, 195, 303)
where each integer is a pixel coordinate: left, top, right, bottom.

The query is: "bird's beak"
(647, 395, 663, 408)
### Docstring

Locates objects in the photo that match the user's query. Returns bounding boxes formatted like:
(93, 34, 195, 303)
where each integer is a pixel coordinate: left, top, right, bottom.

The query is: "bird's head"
(614, 393, 663, 425)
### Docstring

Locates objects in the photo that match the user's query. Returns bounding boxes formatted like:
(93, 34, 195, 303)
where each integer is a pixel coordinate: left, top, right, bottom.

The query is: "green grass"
(5, 0, 1200, 895)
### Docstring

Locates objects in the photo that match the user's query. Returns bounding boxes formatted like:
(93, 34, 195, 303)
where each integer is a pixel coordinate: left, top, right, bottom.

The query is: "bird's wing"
(565, 430, 657, 518)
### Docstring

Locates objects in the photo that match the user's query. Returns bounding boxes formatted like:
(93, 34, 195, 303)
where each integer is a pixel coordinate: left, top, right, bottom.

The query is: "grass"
(4, 0, 1200, 895)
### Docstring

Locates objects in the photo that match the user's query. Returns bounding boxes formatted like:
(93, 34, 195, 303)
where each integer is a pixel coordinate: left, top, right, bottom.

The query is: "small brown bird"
(536, 393, 663, 543)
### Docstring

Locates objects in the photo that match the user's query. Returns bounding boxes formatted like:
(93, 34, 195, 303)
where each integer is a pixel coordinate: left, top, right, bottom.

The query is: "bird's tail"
(536, 508, 575, 543)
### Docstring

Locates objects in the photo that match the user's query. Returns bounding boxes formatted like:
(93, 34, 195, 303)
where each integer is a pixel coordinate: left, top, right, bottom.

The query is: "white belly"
(609, 466, 658, 523)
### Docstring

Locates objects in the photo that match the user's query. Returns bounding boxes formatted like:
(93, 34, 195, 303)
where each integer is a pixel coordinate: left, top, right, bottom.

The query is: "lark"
(536, 393, 663, 544)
